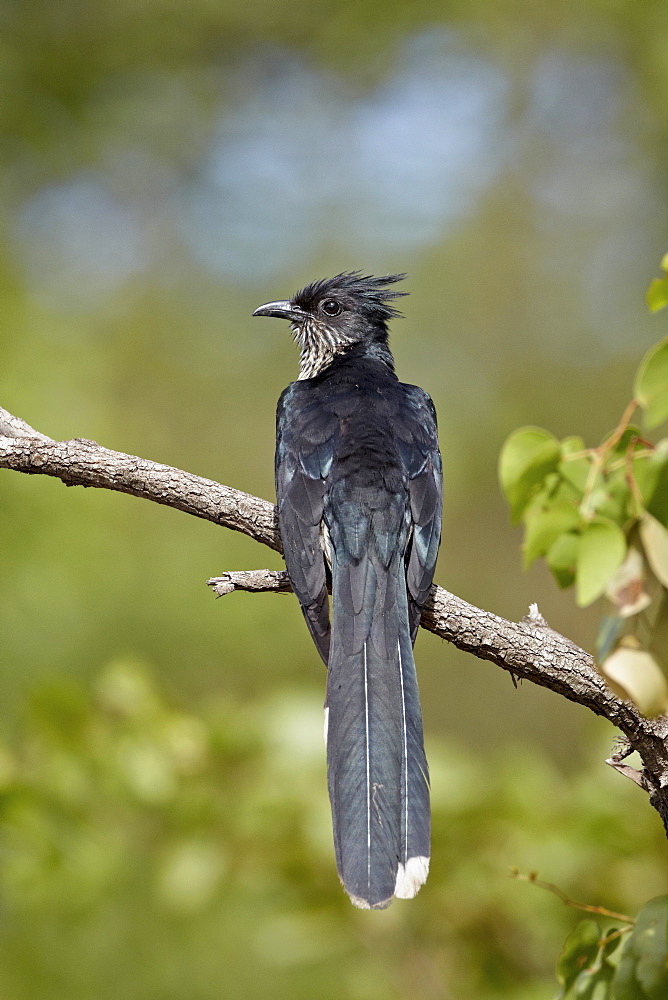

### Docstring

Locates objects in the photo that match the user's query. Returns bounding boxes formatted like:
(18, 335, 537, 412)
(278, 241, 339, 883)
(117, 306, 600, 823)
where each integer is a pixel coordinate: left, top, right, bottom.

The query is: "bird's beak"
(252, 300, 306, 322)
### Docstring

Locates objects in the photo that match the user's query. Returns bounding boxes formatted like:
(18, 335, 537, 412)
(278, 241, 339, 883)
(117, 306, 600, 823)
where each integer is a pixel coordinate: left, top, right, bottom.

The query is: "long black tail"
(325, 550, 430, 909)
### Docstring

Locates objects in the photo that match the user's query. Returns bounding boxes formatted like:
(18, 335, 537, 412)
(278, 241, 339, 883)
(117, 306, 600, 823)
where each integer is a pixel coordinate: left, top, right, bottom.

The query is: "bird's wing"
(275, 383, 338, 664)
(396, 386, 443, 641)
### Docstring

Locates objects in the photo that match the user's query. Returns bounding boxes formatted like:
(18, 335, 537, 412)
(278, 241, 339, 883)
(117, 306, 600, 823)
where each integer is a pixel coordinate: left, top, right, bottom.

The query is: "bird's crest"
(293, 272, 408, 322)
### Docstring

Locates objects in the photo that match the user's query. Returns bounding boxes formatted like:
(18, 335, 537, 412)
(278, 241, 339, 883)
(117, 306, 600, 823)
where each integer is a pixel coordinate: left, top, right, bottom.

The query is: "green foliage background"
(0, 1, 666, 997)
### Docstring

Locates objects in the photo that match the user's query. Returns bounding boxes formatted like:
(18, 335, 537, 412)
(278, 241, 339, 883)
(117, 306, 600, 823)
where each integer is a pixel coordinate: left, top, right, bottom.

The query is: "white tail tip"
(394, 856, 430, 899)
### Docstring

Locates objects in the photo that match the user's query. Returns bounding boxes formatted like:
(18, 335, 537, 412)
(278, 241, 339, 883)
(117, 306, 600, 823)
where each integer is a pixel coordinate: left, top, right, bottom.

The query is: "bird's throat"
(295, 321, 351, 379)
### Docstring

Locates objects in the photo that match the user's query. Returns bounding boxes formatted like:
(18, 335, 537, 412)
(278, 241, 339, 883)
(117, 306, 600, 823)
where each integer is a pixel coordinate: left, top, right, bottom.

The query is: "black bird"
(253, 272, 442, 909)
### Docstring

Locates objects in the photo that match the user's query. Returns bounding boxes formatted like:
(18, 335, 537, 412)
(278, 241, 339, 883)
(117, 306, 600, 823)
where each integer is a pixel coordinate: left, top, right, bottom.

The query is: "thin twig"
(509, 869, 635, 924)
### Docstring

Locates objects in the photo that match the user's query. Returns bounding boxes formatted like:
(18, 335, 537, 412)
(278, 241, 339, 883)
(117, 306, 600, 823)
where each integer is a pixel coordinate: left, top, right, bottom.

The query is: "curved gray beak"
(252, 300, 306, 322)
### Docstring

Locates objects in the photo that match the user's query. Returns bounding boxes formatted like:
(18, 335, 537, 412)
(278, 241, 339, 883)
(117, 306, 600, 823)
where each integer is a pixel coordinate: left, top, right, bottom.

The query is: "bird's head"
(253, 272, 407, 379)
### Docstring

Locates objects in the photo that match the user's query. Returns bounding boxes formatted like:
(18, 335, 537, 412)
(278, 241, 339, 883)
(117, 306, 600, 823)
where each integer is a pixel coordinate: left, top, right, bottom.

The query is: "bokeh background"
(0, 2, 666, 998)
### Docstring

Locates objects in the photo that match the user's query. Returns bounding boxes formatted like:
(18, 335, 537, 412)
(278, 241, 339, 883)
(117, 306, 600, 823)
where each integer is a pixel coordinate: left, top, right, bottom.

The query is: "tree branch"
(2, 404, 667, 833)
(0, 406, 280, 551)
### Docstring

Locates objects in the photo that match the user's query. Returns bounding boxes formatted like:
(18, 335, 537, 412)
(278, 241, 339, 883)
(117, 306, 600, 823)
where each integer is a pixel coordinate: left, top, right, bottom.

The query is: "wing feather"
(276, 383, 338, 664)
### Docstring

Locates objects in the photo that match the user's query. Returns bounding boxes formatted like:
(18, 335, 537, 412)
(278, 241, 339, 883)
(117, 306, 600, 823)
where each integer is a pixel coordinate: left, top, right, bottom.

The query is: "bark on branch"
(2, 404, 667, 833)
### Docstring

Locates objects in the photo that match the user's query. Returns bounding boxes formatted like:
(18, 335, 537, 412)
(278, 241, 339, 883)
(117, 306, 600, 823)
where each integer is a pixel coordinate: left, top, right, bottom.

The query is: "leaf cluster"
(500, 330, 668, 717)
(556, 897, 668, 1000)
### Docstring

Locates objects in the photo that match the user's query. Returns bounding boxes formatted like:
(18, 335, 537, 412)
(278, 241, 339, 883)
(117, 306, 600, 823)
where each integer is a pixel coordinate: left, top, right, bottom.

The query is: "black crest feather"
(293, 272, 408, 322)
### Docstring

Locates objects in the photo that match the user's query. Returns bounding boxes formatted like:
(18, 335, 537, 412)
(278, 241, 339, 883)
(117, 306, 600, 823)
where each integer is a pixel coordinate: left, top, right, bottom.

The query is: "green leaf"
(548, 532, 580, 588)
(561, 928, 625, 998)
(645, 454, 668, 527)
(576, 519, 627, 606)
(601, 930, 626, 966)
(633, 442, 668, 525)
(560, 435, 591, 496)
(588, 469, 632, 524)
(614, 897, 668, 1000)
(561, 436, 587, 455)
(561, 455, 593, 496)
(606, 426, 645, 459)
(639, 513, 668, 588)
(522, 501, 581, 568)
(558, 920, 601, 992)
(646, 277, 668, 313)
(648, 591, 668, 672)
(634, 337, 668, 429)
(570, 965, 614, 999)
(499, 427, 561, 523)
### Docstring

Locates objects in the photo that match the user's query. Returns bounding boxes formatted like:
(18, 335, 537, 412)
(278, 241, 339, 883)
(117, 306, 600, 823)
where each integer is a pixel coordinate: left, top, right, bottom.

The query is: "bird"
(253, 272, 442, 909)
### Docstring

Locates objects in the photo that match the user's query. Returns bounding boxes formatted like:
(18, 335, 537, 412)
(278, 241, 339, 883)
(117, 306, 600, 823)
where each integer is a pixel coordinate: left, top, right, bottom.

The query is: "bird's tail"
(325, 552, 430, 909)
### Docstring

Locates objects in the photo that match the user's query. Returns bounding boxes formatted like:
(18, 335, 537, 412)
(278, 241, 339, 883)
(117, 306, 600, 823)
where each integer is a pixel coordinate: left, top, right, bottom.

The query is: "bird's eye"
(321, 299, 342, 317)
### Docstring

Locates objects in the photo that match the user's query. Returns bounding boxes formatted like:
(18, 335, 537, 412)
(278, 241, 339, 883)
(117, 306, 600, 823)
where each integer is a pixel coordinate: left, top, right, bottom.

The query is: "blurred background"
(0, 1, 666, 997)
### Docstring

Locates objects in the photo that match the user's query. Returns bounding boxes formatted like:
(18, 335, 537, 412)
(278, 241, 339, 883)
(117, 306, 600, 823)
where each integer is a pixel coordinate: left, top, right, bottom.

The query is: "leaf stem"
(579, 398, 639, 518)
(625, 440, 648, 518)
(600, 398, 640, 455)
